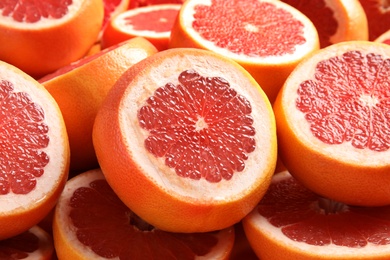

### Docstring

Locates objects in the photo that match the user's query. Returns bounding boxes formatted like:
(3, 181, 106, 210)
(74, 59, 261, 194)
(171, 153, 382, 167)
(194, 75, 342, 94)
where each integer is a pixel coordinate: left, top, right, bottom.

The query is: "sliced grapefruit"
(243, 171, 390, 259)
(0, 226, 54, 260)
(102, 4, 181, 51)
(282, 0, 368, 48)
(358, 0, 390, 41)
(93, 48, 277, 233)
(0, 61, 70, 239)
(274, 41, 390, 206)
(0, 0, 104, 78)
(375, 29, 390, 45)
(39, 37, 158, 173)
(102, 0, 130, 35)
(53, 169, 235, 259)
(169, 0, 320, 103)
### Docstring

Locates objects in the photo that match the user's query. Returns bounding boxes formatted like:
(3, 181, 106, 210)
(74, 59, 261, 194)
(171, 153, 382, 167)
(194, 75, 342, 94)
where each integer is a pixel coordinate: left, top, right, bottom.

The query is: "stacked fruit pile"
(0, 0, 390, 259)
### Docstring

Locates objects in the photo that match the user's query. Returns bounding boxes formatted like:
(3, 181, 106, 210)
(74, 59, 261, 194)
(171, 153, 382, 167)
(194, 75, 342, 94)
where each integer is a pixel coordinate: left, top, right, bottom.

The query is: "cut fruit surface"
(243, 171, 390, 260)
(274, 41, 390, 206)
(128, 0, 185, 9)
(93, 48, 277, 233)
(0, 0, 104, 78)
(40, 37, 158, 173)
(0, 226, 54, 260)
(169, 0, 320, 103)
(102, 4, 181, 50)
(0, 61, 70, 239)
(53, 169, 235, 259)
(282, 0, 368, 48)
(101, 0, 130, 37)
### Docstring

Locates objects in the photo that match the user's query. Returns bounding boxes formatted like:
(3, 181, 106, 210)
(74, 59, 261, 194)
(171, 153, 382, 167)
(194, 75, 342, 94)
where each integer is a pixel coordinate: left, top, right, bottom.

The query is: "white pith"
(180, 0, 319, 64)
(119, 51, 276, 202)
(281, 42, 390, 166)
(0, 65, 68, 213)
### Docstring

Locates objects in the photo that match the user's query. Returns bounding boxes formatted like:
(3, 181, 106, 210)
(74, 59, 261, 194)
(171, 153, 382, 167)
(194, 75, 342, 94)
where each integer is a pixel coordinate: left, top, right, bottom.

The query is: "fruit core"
(296, 50, 390, 152)
(0, 0, 71, 23)
(69, 178, 220, 258)
(191, 0, 306, 57)
(138, 69, 256, 183)
(0, 80, 49, 195)
(259, 176, 390, 247)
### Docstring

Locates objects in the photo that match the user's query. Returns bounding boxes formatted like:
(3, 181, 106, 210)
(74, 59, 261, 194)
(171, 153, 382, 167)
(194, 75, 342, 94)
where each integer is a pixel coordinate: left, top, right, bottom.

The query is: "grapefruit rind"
(274, 41, 390, 206)
(93, 48, 277, 232)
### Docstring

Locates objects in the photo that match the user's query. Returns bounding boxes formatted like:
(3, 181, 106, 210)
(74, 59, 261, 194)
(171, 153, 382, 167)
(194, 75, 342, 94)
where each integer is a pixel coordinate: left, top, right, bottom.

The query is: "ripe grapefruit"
(102, 4, 181, 51)
(169, 0, 320, 103)
(40, 37, 158, 173)
(0, 61, 70, 239)
(93, 48, 277, 233)
(358, 0, 390, 41)
(243, 171, 390, 259)
(274, 41, 390, 206)
(53, 169, 235, 259)
(282, 0, 368, 48)
(0, 0, 104, 78)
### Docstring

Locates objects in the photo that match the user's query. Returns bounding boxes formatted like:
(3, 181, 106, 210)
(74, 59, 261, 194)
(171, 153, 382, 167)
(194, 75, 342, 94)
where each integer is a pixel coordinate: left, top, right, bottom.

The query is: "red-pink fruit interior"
(0, 229, 40, 258)
(0, 0, 71, 23)
(281, 0, 337, 48)
(69, 178, 219, 258)
(128, 0, 184, 9)
(103, 0, 123, 27)
(0, 80, 49, 195)
(124, 8, 179, 33)
(192, 0, 306, 57)
(296, 50, 390, 151)
(137, 69, 256, 183)
(258, 175, 390, 247)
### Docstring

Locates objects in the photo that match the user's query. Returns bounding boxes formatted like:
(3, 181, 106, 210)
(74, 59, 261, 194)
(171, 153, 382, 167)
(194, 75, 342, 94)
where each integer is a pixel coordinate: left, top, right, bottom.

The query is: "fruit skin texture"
(0, 0, 104, 78)
(0, 61, 70, 240)
(93, 48, 277, 233)
(273, 41, 390, 207)
(42, 37, 158, 173)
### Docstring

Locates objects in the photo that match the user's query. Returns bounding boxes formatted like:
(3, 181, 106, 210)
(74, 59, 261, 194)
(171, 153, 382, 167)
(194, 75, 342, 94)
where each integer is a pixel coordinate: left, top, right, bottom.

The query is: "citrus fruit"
(102, 4, 181, 51)
(39, 37, 158, 173)
(169, 0, 320, 103)
(39, 37, 157, 172)
(243, 171, 390, 260)
(92, 48, 277, 233)
(274, 41, 390, 206)
(0, 225, 54, 260)
(0, 61, 70, 240)
(102, 0, 130, 35)
(375, 29, 390, 45)
(128, 0, 185, 9)
(358, 0, 390, 41)
(53, 169, 235, 259)
(282, 0, 368, 48)
(0, 0, 104, 78)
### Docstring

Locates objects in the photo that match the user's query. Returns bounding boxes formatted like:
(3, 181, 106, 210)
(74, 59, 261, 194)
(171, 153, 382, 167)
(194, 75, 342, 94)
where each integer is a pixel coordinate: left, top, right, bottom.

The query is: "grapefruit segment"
(93, 48, 277, 233)
(274, 41, 390, 206)
(0, 61, 69, 240)
(53, 169, 235, 259)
